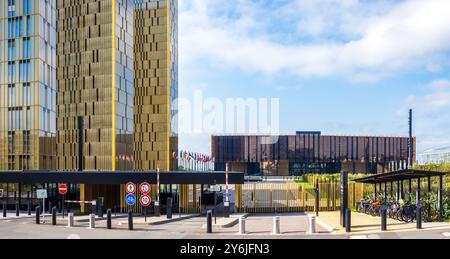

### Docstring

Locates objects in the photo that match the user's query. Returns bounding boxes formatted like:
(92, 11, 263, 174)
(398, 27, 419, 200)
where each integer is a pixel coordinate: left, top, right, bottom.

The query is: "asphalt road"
(0, 214, 449, 239)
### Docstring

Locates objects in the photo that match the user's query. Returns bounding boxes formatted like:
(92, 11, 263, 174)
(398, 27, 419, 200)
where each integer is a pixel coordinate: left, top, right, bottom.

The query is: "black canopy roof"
(354, 169, 447, 184)
(0, 171, 245, 185)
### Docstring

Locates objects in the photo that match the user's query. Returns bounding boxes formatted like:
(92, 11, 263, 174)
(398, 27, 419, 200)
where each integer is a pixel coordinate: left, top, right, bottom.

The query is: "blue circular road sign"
(126, 194, 136, 206)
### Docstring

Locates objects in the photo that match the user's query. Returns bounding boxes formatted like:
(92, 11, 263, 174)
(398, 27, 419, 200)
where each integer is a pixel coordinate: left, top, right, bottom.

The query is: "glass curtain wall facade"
(0, 0, 57, 171)
(134, 0, 178, 171)
(56, 0, 134, 172)
(212, 132, 416, 176)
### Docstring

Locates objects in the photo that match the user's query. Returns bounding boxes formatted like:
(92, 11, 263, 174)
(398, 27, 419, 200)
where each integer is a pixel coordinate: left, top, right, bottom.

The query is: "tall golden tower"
(134, 0, 178, 171)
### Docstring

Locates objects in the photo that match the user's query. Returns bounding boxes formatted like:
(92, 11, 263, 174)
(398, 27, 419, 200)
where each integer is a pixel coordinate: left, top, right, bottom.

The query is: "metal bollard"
(107, 209, 112, 230)
(224, 201, 230, 218)
(154, 202, 160, 217)
(2, 201, 6, 218)
(27, 200, 31, 216)
(89, 214, 95, 229)
(15, 202, 20, 217)
(308, 215, 316, 234)
(206, 210, 213, 233)
(52, 207, 57, 226)
(381, 208, 387, 231)
(345, 209, 351, 233)
(167, 198, 173, 219)
(128, 210, 133, 231)
(67, 213, 74, 228)
(272, 216, 281, 235)
(416, 205, 422, 229)
(238, 216, 246, 235)
(35, 206, 40, 224)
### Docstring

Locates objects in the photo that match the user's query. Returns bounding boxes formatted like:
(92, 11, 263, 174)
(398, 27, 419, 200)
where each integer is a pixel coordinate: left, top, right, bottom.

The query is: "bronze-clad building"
(212, 132, 416, 176)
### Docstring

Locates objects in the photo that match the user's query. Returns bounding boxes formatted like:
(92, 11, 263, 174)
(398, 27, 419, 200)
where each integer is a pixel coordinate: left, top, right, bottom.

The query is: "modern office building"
(418, 146, 450, 165)
(212, 132, 416, 175)
(0, 0, 57, 171)
(56, 0, 135, 172)
(56, 0, 135, 208)
(134, 0, 178, 171)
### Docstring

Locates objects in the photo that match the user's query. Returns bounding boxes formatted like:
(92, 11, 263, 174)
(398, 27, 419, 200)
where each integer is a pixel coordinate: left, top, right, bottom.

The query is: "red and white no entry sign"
(126, 182, 136, 194)
(140, 182, 151, 194)
(58, 184, 68, 195)
(140, 195, 151, 207)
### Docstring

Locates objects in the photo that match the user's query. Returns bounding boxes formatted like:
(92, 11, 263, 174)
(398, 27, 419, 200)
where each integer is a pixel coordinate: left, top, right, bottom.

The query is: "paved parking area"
(314, 211, 450, 234)
(0, 212, 334, 239)
(1, 212, 449, 239)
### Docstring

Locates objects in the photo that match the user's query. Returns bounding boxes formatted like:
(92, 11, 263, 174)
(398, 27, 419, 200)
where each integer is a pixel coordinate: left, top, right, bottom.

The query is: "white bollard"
(89, 214, 95, 229)
(272, 216, 280, 235)
(238, 216, 246, 235)
(68, 213, 74, 228)
(308, 215, 316, 234)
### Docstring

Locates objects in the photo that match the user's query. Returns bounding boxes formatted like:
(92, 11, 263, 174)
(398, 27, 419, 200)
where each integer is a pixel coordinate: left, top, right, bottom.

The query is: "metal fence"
(235, 182, 368, 213)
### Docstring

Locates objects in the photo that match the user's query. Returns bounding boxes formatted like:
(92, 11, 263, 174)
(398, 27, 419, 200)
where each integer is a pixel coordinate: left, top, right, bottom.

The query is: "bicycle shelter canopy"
(354, 169, 447, 222)
(354, 169, 447, 184)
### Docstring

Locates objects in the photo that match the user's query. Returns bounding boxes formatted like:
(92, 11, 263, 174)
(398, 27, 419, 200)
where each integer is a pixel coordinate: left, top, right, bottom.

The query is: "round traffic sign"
(139, 182, 151, 194)
(126, 194, 136, 206)
(58, 184, 68, 195)
(126, 182, 136, 194)
(140, 195, 151, 207)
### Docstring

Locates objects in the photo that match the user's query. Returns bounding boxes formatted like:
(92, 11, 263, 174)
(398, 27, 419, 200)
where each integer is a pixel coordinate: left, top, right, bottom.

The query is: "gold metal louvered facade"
(56, 0, 134, 172)
(56, 0, 135, 210)
(134, 0, 178, 171)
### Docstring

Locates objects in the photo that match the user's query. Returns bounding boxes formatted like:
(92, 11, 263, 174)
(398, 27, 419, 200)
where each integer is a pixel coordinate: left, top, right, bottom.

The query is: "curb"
(149, 214, 201, 225)
(222, 213, 249, 228)
(315, 217, 336, 233)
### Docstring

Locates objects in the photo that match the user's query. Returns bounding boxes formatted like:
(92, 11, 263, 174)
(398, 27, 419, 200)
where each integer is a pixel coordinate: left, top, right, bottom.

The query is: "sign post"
(140, 195, 151, 222)
(224, 162, 230, 218)
(58, 184, 68, 219)
(36, 189, 47, 223)
(125, 182, 136, 212)
(139, 182, 151, 222)
(155, 167, 161, 216)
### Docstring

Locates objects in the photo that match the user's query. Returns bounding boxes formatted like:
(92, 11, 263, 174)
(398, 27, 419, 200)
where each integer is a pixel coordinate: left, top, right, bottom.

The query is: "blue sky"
(177, 0, 450, 155)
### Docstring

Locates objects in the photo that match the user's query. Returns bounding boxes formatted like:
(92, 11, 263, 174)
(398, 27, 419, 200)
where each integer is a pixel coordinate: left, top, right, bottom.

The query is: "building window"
(23, 0, 30, 15)
(26, 16, 31, 36)
(23, 83, 31, 106)
(8, 40, 15, 61)
(8, 0, 15, 17)
(8, 156, 15, 171)
(23, 131, 31, 154)
(26, 108, 31, 130)
(8, 132, 15, 154)
(8, 62, 15, 84)
(19, 60, 31, 82)
(23, 38, 30, 59)
(8, 84, 15, 107)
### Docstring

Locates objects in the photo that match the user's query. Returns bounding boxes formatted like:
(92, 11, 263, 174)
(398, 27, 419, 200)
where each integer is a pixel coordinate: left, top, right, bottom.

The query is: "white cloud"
(398, 78, 450, 152)
(402, 79, 450, 115)
(179, 0, 450, 81)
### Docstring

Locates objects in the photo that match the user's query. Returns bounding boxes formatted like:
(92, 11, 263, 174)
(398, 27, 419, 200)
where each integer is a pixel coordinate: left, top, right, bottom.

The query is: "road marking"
(350, 235, 368, 239)
(67, 234, 81, 239)
(21, 222, 29, 225)
(442, 232, 450, 237)
(367, 234, 381, 239)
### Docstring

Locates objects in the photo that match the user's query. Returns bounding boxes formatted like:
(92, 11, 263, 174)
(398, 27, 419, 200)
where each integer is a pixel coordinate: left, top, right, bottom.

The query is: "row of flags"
(172, 150, 215, 163)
